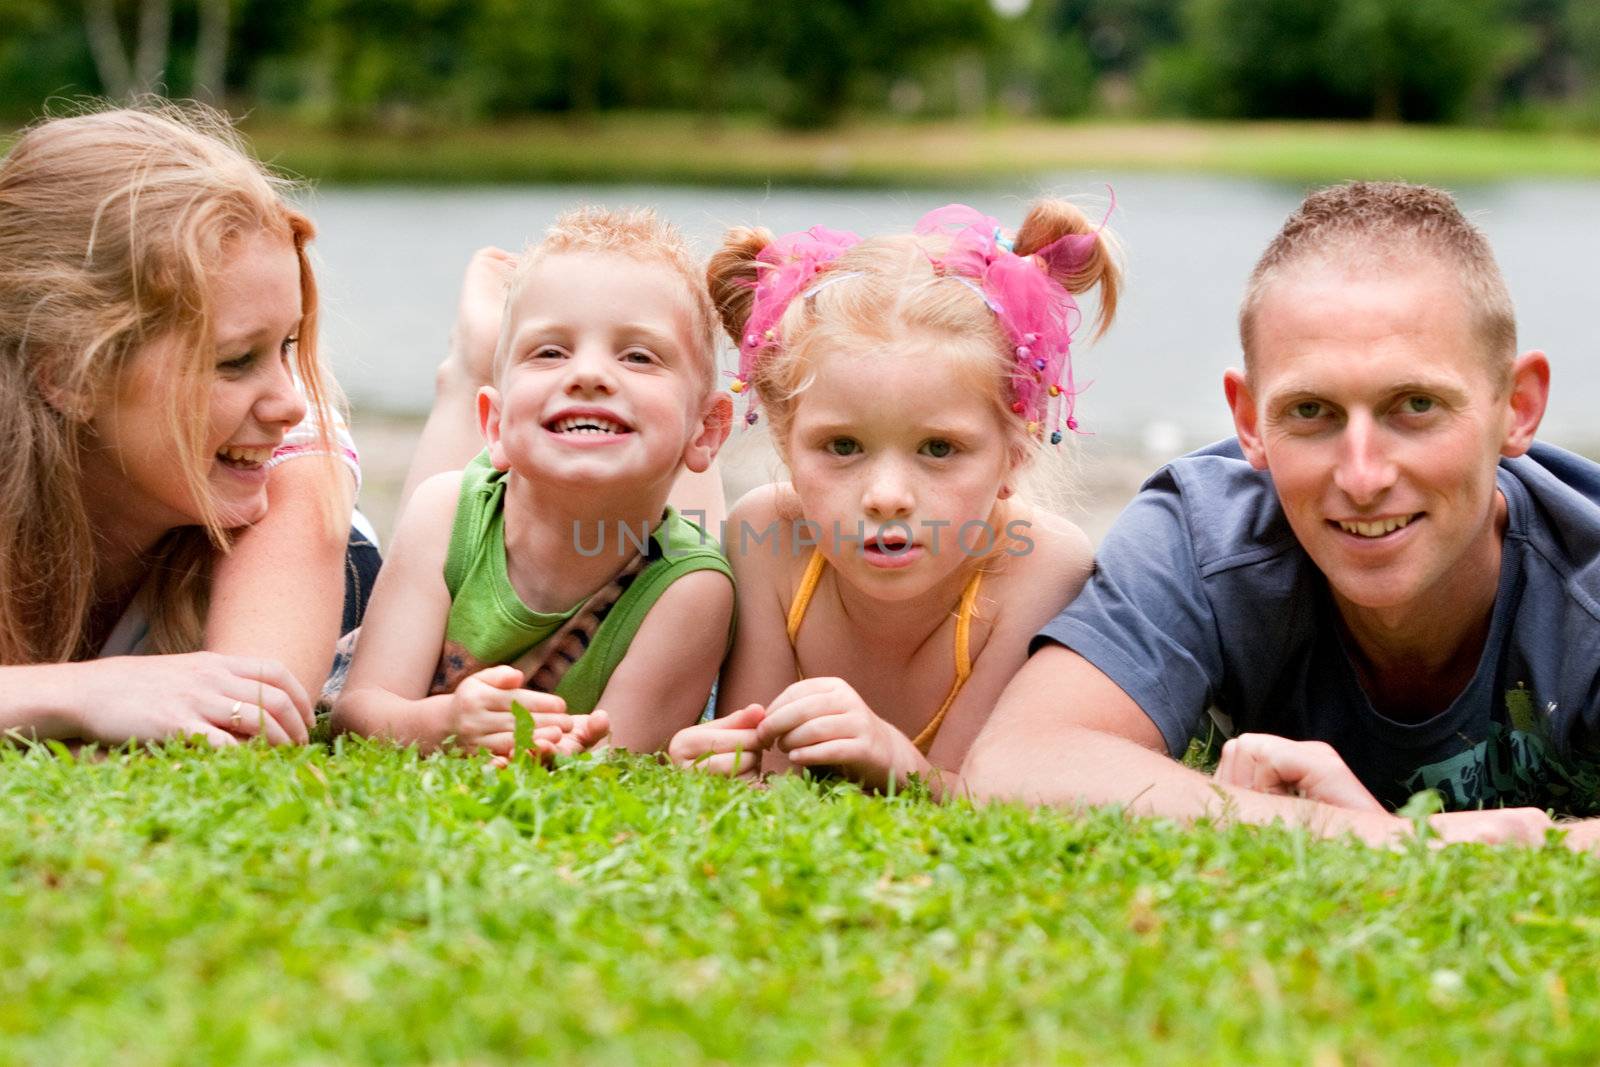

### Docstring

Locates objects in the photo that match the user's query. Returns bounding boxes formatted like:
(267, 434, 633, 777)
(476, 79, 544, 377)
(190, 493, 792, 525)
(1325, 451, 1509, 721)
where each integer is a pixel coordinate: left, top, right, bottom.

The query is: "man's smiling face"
(1226, 259, 1525, 624)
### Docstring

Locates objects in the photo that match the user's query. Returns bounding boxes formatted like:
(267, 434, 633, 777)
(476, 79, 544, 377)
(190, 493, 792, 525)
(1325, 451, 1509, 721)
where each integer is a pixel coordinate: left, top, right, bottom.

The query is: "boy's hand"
(755, 678, 928, 792)
(551, 709, 611, 756)
(669, 704, 768, 779)
(1215, 733, 1385, 811)
(443, 247, 518, 391)
(449, 664, 570, 757)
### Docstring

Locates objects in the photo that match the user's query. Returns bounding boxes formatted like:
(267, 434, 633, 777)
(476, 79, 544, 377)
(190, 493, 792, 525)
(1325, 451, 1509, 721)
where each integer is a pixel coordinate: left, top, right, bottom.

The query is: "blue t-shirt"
(1037, 438, 1600, 812)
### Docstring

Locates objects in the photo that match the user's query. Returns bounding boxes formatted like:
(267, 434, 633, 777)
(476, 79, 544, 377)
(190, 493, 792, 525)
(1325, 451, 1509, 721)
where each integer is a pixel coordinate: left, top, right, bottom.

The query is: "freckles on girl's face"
(784, 341, 1014, 596)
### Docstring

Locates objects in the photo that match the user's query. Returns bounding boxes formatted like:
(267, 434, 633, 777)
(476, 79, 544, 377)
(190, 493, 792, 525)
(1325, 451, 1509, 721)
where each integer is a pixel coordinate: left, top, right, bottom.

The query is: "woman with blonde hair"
(0, 103, 363, 746)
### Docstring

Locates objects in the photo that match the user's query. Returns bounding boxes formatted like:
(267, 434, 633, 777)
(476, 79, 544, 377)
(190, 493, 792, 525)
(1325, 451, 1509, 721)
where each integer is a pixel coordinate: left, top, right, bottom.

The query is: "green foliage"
(3, 741, 1600, 1065)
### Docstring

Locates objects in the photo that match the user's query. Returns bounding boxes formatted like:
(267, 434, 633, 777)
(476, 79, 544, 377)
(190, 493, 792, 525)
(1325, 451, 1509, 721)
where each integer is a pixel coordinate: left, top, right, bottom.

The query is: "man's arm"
(961, 645, 1550, 845)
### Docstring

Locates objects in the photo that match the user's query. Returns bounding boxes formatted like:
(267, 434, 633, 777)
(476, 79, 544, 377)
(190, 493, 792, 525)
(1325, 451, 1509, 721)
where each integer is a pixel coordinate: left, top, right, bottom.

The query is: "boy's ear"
(477, 385, 511, 471)
(682, 392, 733, 474)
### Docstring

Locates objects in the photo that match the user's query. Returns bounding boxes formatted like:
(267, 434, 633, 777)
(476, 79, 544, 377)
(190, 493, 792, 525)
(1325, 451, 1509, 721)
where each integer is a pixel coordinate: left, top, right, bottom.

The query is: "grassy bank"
(229, 115, 1600, 186)
(3, 741, 1597, 1065)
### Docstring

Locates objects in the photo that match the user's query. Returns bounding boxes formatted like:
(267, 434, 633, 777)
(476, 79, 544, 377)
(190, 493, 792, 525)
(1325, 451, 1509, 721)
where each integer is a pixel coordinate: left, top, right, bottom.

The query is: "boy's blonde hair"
(1240, 181, 1516, 384)
(0, 101, 342, 663)
(706, 197, 1120, 470)
(500, 205, 719, 388)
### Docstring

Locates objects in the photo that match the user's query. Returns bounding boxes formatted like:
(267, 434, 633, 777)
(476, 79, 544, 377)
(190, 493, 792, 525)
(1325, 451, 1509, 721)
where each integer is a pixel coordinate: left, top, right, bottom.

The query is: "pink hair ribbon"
(732, 225, 862, 423)
(916, 198, 1111, 442)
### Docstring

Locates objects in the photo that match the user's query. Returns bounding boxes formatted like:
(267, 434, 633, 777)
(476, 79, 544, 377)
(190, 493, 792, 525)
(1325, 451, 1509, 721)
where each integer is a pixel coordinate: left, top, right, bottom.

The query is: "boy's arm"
(331, 472, 462, 748)
(589, 568, 735, 752)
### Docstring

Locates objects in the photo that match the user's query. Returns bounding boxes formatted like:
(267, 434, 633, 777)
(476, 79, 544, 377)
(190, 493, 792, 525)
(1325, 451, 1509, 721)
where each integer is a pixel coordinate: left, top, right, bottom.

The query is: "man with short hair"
(963, 182, 1600, 846)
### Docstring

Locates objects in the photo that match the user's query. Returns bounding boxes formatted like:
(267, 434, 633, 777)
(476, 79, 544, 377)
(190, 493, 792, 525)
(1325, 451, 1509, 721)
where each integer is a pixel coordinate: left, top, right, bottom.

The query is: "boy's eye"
(622, 349, 656, 365)
(531, 346, 565, 360)
(921, 439, 955, 459)
(825, 437, 861, 457)
(1402, 395, 1435, 415)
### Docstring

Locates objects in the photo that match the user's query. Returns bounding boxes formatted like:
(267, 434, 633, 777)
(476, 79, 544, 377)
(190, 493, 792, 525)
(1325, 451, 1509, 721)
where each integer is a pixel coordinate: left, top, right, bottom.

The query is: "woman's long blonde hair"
(0, 101, 341, 662)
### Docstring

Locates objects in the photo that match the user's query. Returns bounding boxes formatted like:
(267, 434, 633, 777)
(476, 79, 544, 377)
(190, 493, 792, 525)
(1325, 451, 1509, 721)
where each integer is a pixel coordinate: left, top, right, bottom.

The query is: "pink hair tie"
(731, 225, 862, 424)
(916, 197, 1111, 442)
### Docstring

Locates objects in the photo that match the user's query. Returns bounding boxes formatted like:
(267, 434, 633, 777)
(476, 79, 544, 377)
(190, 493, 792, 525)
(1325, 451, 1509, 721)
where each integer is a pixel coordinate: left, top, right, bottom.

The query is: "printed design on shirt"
(1403, 685, 1600, 814)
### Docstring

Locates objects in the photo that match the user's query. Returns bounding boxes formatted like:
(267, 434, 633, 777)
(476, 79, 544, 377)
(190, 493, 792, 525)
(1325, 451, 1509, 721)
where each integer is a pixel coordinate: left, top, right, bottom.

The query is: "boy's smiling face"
(479, 251, 726, 495)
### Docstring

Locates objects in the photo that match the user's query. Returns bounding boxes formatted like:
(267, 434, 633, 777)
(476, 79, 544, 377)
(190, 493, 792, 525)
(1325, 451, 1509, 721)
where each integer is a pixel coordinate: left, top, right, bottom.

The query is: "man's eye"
(825, 437, 861, 457)
(1291, 401, 1324, 419)
(1403, 396, 1435, 414)
(921, 439, 955, 459)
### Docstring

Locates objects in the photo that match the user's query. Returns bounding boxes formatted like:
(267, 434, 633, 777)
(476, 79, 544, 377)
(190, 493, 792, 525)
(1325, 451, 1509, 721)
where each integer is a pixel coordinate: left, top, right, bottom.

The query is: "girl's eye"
(825, 437, 861, 457)
(1402, 395, 1435, 415)
(921, 439, 955, 459)
(280, 336, 298, 361)
(218, 353, 254, 373)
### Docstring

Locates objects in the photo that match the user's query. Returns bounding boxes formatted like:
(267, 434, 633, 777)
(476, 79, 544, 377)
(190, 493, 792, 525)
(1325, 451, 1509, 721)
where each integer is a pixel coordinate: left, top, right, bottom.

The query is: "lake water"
(305, 176, 1600, 456)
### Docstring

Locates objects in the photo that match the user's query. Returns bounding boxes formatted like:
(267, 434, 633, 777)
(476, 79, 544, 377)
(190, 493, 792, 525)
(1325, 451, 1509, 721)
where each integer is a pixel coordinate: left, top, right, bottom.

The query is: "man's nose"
(1332, 413, 1398, 507)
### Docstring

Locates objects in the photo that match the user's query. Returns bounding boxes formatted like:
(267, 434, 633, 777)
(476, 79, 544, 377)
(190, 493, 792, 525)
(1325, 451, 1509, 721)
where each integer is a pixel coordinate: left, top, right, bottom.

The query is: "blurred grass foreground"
(3, 742, 1600, 1065)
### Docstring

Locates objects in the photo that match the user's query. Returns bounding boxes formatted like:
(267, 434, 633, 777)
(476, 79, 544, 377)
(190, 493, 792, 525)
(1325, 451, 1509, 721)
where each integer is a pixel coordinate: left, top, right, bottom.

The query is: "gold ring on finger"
(229, 699, 245, 727)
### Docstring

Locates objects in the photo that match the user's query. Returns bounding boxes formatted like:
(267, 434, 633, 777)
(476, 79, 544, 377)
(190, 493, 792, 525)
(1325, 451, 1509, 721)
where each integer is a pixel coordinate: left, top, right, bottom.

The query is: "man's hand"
(1215, 733, 1385, 811)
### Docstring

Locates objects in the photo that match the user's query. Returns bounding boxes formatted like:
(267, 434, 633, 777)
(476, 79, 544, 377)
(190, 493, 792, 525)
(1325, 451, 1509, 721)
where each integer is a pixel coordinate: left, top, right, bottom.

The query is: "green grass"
(3, 741, 1599, 1066)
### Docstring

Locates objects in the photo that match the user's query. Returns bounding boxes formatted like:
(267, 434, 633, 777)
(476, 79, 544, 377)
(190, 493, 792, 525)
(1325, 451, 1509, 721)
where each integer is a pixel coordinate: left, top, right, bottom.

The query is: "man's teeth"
(217, 445, 272, 465)
(553, 416, 625, 434)
(1338, 515, 1414, 538)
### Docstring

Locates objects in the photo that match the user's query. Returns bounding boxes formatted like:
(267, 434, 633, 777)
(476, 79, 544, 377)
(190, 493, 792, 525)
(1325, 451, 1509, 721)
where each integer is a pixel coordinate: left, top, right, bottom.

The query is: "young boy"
(333, 208, 734, 759)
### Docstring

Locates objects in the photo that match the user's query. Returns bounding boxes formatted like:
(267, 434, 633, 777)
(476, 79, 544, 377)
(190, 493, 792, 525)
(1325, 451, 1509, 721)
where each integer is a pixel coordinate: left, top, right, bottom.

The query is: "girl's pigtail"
(1013, 198, 1121, 340)
(705, 226, 774, 347)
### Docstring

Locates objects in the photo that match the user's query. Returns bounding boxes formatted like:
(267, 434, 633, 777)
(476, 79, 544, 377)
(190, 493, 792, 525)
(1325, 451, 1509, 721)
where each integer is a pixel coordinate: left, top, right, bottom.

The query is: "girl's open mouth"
(863, 533, 923, 569)
(216, 445, 273, 471)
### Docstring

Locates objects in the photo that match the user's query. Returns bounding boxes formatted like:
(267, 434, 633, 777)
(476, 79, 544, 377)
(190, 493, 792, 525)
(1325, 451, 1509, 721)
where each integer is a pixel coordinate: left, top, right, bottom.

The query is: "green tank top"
(431, 452, 733, 714)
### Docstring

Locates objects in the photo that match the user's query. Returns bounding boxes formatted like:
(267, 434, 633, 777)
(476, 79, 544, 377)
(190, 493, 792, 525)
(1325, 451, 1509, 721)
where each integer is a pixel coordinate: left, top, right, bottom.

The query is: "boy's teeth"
(1338, 515, 1413, 538)
(554, 416, 623, 434)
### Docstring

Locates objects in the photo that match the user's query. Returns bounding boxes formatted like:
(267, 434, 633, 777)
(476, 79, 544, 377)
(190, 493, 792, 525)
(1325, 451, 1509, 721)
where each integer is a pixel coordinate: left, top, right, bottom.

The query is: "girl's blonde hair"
(0, 101, 341, 663)
(706, 198, 1120, 471)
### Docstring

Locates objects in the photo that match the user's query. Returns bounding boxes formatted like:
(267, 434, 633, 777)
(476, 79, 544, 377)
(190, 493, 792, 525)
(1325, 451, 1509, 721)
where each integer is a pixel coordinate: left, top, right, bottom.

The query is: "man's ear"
(1224, 368, 1268, 470)
(682, 392, 733, 474)
(1500, 349, 1549, 459)
(477, 385, 511, 471)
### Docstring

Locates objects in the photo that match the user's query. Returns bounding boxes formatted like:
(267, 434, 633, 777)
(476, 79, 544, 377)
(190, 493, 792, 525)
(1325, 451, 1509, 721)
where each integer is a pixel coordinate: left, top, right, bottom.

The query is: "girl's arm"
(713, 485, 803, 713)
(586, 568, 735, 752)
(331, 472, 462, 748)
(207, 455, 355, 703)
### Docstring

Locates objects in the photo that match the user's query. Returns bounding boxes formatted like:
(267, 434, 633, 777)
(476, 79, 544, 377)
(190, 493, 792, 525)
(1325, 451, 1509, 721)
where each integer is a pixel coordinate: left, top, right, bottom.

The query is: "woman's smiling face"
(84, 227, 307, 545)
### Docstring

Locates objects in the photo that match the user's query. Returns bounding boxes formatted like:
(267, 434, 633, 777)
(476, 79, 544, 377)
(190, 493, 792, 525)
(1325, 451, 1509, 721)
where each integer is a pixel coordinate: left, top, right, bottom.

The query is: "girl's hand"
(755, 679, 928, 791)
(1215, 733, 1386, 811)
(444, 247, 518, 389)
(668, 704, 768, 779)
(449, 664, 570, 757)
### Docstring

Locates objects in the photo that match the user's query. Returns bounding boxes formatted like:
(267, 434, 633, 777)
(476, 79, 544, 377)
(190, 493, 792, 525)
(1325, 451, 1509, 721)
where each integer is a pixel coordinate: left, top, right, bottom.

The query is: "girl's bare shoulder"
(724, 482, 810, 594)
(991, 503, 1095, 619)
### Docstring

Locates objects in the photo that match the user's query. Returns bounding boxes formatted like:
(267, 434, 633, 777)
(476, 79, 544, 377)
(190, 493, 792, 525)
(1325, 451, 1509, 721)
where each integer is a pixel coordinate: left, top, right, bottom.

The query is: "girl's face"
(481, 251, 723, 496)
(786, 337, 1014, 602)
(84, 227, 307, 547)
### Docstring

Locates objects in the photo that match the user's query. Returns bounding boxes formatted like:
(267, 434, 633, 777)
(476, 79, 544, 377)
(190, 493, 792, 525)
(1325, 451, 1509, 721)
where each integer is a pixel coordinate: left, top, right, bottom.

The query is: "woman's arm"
(207, 455, 355, 702)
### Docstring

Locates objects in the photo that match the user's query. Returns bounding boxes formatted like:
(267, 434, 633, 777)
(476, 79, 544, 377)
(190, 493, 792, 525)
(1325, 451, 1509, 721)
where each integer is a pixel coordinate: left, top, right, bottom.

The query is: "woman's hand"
(1215, 733, 1386, 811)
(65, 653, 314, 747)
(448, 664, 571, 758)
(443, 246, 518, 390)
(669, 704, 768, 779)
(755, 678, 929, 792)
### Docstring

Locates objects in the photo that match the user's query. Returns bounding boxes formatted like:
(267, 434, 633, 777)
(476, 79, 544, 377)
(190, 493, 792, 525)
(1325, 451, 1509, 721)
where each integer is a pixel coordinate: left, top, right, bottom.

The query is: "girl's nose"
(861, 459, 915, 519)
(258, 351, 308, 429)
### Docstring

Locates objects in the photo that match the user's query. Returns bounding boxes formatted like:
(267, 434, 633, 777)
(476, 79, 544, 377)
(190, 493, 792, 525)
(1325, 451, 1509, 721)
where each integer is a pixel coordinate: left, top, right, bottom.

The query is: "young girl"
(333, 207, 735, 760)
(669, 201, 1120, 797)
(0, 104, 358, 747)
